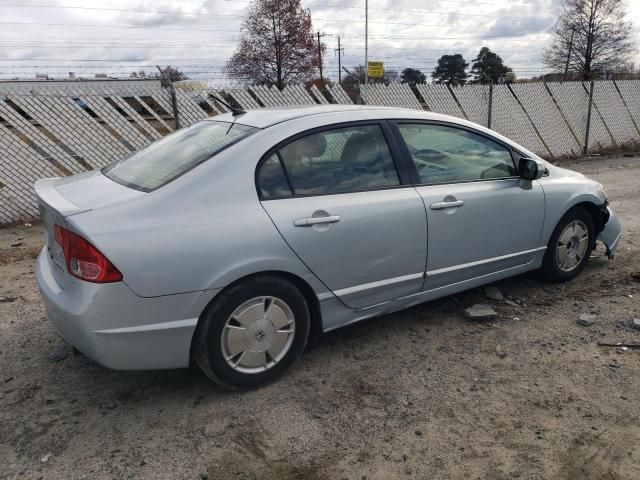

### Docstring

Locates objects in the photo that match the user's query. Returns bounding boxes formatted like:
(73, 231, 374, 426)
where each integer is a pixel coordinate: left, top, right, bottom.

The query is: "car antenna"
(209, 93, 246, 116)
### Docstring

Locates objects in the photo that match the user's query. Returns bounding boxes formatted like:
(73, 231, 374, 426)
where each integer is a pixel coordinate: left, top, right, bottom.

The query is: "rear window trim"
(102, 120, 259, 193)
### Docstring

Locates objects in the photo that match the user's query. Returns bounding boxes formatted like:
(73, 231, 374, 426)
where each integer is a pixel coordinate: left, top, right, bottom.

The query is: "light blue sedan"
(35, 106, 621, 388)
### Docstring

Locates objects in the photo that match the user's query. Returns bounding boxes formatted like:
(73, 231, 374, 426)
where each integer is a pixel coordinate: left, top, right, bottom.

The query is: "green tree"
(431, 54, 469, 86)
(401, 68, 426, 85)
(470, 48, 510, 84)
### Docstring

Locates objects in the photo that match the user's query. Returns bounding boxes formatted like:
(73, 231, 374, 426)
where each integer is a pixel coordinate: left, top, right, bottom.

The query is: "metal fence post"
(583, 79, 594, 156)
(487, 81, 494, 129)
(156, 65, 180, 129)
(169, 83, 180, 129)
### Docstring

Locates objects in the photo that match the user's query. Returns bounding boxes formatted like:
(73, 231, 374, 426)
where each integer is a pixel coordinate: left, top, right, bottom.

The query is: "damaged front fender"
(597, 207, 622, 259)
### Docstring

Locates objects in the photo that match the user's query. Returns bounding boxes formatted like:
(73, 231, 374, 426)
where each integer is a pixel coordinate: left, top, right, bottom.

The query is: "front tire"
(193, 275, 310, 389)
(541, 207, 595, 283)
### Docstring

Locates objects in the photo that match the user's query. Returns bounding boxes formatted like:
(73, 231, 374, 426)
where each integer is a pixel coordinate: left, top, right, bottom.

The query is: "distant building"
(0, 77, 162, 95)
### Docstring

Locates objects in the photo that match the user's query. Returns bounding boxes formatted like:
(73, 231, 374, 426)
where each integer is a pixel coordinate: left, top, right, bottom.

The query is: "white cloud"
(0, 0, 637, 84)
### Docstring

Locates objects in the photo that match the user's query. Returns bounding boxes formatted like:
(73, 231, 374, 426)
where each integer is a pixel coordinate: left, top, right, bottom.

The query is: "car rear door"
(257, 121, 427, 309)
(392, 121, 546, 290)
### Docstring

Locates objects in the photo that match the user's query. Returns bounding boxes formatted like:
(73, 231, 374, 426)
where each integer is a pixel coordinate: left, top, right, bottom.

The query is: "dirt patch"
(1, 156, 639, 479)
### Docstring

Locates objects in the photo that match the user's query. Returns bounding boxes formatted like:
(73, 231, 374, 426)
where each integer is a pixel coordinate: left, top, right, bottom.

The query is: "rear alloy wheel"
(194, 275, 310, 389)
(541, 207, 595, 282)
(221, 296, 296, 374)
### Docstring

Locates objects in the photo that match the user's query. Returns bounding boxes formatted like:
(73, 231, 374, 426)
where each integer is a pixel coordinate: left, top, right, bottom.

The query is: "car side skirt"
(320, 249, 546, 332)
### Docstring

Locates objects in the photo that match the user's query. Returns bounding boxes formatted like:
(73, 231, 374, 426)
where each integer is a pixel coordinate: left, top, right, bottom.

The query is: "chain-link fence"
(1, 80, 638, 224)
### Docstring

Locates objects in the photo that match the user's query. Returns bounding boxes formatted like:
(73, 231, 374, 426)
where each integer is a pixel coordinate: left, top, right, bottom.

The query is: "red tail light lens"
(54, 225, 122, 283)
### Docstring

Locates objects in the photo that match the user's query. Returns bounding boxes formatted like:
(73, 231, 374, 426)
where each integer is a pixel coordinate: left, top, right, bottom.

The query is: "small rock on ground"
(50, 347, 68, 362)
(484, 286, 504, 301)
(577, 313, 596, 327)
(465, 304, 497, 320)
(632, 318, 640, 330)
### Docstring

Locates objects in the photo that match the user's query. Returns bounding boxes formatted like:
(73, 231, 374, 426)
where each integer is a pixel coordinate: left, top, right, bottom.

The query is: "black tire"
(193, 275, 310, 389)
(541, 207, 595, 283)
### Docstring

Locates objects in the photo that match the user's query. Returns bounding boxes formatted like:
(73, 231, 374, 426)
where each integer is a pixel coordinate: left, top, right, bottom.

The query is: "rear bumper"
(597, 207, 621, 259)
(35, 248, 217, 370)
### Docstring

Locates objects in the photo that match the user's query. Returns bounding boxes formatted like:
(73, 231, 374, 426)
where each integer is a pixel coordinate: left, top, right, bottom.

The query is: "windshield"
(103, 121, 258, 191)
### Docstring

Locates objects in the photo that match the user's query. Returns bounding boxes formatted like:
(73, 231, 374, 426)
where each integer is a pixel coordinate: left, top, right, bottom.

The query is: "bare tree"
(544, 0, 634, 80)
(226, 0, 324, 89)
(158, 66, 188, 87)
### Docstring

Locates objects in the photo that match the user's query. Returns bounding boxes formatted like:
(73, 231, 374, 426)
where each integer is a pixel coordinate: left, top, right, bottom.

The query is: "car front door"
(393, 121, 546, 290)
(257, 122, 427, 309)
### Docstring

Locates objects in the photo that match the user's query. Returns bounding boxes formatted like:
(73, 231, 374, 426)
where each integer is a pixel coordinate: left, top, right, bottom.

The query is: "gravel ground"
(1, 155, 639, 480)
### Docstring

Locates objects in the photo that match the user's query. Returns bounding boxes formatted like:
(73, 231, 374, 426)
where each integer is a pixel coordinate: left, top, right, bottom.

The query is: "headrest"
(298, 134, 327, 158)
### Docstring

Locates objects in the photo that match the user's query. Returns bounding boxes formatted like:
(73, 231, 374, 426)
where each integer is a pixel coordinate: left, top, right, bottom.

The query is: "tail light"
(54, 225, 122, 283)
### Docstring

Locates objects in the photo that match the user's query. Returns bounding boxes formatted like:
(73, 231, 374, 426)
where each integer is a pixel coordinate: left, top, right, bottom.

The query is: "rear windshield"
(103, 121, 258, 191)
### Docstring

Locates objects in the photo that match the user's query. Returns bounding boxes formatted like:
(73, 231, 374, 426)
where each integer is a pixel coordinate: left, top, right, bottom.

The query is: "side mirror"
(519, 157, 544, 181)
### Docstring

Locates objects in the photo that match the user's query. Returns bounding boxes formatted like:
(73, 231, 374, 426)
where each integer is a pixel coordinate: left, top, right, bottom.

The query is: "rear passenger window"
(257, 154, 292, 199)
(267, 124, 399, 196)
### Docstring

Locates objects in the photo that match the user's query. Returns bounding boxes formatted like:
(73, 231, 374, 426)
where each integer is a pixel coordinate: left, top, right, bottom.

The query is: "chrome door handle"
(430, 200, 464, 210)
(293, 215, 341, 227)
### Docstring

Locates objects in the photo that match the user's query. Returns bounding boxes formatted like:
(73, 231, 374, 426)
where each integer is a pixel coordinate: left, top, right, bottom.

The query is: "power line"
(0, 41, 507, 52)
(0, 2, 543, 21)
(0, 21, 245, 33)
(0, 22, 549, 42)
(221, 0, 538, 14)
(0, 18, 513, 31)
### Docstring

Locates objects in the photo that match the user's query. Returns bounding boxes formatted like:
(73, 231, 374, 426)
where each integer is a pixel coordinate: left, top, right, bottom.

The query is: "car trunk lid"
(35, 172, 145, 288)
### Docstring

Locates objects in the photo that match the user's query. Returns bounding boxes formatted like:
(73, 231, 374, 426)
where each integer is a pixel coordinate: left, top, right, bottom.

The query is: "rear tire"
(193, 275, 310, 389)
(541, 207, 595, 283)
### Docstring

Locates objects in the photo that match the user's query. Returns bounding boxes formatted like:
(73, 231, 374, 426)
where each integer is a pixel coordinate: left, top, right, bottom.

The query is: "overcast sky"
(1, 0, 639, 85)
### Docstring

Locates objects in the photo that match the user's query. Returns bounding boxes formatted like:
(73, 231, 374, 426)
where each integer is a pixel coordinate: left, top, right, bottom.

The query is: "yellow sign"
(368, 61, 384, 78)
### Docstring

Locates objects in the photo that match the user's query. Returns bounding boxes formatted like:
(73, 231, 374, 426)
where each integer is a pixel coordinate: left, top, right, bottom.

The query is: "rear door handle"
(293, 215, 341, 227)
(430, 200, 464, 210)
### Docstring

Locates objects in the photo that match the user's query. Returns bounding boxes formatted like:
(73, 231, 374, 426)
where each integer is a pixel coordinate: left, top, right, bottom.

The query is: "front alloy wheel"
(542, 207, 595, 282)
(555, 220, 590, 272)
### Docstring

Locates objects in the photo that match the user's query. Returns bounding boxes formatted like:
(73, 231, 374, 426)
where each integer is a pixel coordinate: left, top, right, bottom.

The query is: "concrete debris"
(465, 304, 497, 320)
(484, 286, 504, 301)
(577, 314, 596, 327)
(50, 347, 68, 362)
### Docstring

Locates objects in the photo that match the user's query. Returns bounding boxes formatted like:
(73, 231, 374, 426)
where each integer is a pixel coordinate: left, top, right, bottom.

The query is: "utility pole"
(317, 31, 326, 84)
(335, 36, 344, 84)
(563, 26, 575, 83)
(364, 0, 368, 86)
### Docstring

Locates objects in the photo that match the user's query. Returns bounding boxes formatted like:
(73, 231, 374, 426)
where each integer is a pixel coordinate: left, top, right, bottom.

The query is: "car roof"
(206, 104, 543, 162)
(209, 104, 437, 129)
